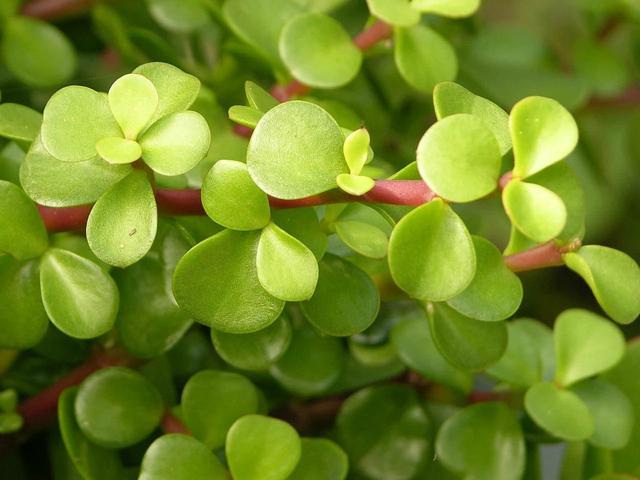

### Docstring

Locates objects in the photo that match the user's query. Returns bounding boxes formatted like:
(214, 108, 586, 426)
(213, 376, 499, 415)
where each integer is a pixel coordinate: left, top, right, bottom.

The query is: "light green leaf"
(0, 180, 48, 260)
(245, 81, 279, 112)
(343, 128, 370, 175)
(411, 0, 480, 17)
(173, 229, 284, 332)
(301, 254, 379, 336)
(280, 13, 362, 88)
(366, 0, 420, 26)
(0, 103, 42, 143)
(146, 0, 211, 33)
(510, 96, 579, 178)
(288, 438, 348, 480)
(436, 402, 525, 480)
(334, 221, 388, 259)
(226, 415, 301, 480)
(247, 101, 347, 199)
(336, 173, 375, 196)
(272, 208, 327, 260)
(257, 222, 319, 301)
(554, 309, 625, 387)
(563, 246, 640, 325)
(108, 73, 158, 139)
(96, 137, 141, 164)
(388, 199, 476, 301)
(447, 236, 523, 322)
(524, 382, 594, 441)
(502, 180, 567, 243)
(394, 24, 457, 93)
(140, 111, 210, 175)
(40, 249, 118, 339)
(228, 105, 263, 129)
(201, 160, 270, 231)
(86, 170, 157, 268)
(433, 82, 511, 155)
(41, 86, 121, 163)
(417, 113, 501, 202)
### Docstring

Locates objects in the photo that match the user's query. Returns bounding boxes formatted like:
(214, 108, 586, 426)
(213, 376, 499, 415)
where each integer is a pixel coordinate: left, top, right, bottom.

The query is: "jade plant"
(1, 0, 640, 479)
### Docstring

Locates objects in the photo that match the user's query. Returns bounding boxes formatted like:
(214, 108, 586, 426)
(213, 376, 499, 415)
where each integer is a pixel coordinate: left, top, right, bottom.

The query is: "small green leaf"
(257, 222, 319, 301)
(140, 434, 227, 480)
(411, 0, 480, 17)
(0, 103, 42, 143)
(228, 105, 263, 129)
(87, 171, 157, 268)
(336, 173, 375, 196)
(272, 208, 327, 260)
(394, 24, 457, 93)
(75, 367, 164, 448)
(41, 86, 121, 163)
(247, 101, 347, 199)
(502, 180, 567, 243)
(447, 236, 523, 322)
(334, 221, 388, 259)
(524, 382, 594, 441)
(279, 13, 362, 88)
(182, 370, 259, 449)
(433, 82, 511, 155)
(343, 128, 370, 175)
(108, 73, 159, 139)
(226, 415, 301, 480)
(40, 249, 118, 339)
(173, 229, 284, 332)
(436, 402, 525, 480)
(417, 113, 501, 202)
(0, 180, 48, 260)
(140, 111, 210, 175)
(554, 309, 625, 387)
(510, 96, 579, 178)
(146, 0, 211, 33)
(563, 246, 640, 325)
(388, 199, 476, 301)
(288, 438, 349, 480)
(366, 0, 420, 26)
(428, 303, 508, 371)
(201, 160, 270, 231)
(96, 137, 142, 164)
(245, 81, 279, 112)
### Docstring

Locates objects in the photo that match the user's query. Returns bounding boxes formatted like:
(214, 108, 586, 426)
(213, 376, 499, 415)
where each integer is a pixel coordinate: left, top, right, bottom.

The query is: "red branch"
(21, 0, 94, 20)
(161, 411, 190, 435)
(503, 240, 580, 272)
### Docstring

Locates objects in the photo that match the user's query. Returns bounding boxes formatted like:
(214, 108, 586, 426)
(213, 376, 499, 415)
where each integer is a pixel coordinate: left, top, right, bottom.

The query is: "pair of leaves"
(336, 129, 374, 196)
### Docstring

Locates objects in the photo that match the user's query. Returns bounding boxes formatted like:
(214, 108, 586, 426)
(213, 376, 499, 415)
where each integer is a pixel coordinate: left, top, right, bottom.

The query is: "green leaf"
(226, 415, 301, 480)
(133, 62, 201, 123)
(140, 434, 227, 480)
(247, 101, 347, 199)
(417, 113, 501, 202)
(182, 370, 259, 449)
(146, 0, 211, 33)
(447, 236, 523, 322)
(39, 249, 118, 339)
(20, 135, 132, 207)
(257, 222, 319, 301)
(288, 438, 349, 480)
(58, 388, 124, 480)
(366, 0, 420, 26)
(572, 379, 634, 450)
(202, 160, 270, 231)
(334, 221, 388, 259)
(2, 17, 76, 87)
(502, 180, 567, 243)
(411, 0, 480, 17)
(211, 314, 292, 371)
(394, 24, 457, 93)
(75, 367, 164, 448)
(96, 137, 142, 164)
(436, 402, 525, 480)
(228, 105, 263, 129)
(388, 199, 476, 301)
(0, 103, 42, 143)
(391, 314, 473, 393)
(336, 173, 375, 196)
(0, 180, 48, 260)
(279, 13, 362, 88)
(554, 309, 625, 387)
(270, 327, 345, 396)
(433, 82, 511, 155)
(86, 171, 157, 268)
(510, 96, 579, 178)
(563, 246, 640, 325)
(428, 303, 508, 371)
(108, 73, 159, 140)
(524, 382, 594, 441)
(301, 254, 379, 336)
(272, 208, 328, 261)
(173, 229, 284, 332)
(343, 128, 370, 175)
(0, 257, 48, 349)
(336, 385, 431, 480)
(245, 81, 279, 112)
(41, 86, 121, 163)
(140, 111, 210, 175)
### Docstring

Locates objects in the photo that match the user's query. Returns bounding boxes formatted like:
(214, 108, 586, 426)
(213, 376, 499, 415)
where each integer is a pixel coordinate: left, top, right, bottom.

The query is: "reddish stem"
(503, 240, 580, 272)
(21, 0, 94, 20)
(585, 85, 640, 109)
(467, 391, 508, 404)
(38, 205, 92, 232)
(161, 411, 190, 435)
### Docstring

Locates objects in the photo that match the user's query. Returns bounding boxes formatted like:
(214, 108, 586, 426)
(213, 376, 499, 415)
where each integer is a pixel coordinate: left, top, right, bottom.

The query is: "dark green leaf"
(288, 438, 349, 480)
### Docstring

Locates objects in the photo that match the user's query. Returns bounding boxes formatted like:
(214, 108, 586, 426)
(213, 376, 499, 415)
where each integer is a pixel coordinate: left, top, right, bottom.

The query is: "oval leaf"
(412, 0, 480, 17)
(108, 73, 159, 139)
(288, 437, 349, 480)
(96, 137, 141, 164)
(366, 0, 420, 26)
(0, 103, 42, 143)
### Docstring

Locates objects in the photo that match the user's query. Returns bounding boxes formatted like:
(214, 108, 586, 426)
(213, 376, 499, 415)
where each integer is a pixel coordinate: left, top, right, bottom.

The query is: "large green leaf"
(108, 73, 159, 140)
(247, 101, 347, 199)
(173, 229, 284, 332)
(366, 0, 420, 26)
(388, 199, 476, 301)
(412, 0, 480, 17)
(288, 438, 349, 480)
(0, 103, 42, 143)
